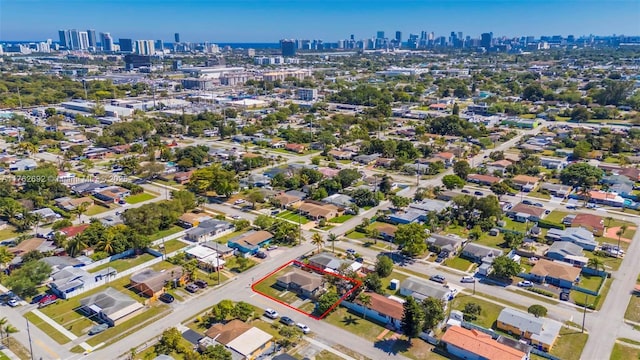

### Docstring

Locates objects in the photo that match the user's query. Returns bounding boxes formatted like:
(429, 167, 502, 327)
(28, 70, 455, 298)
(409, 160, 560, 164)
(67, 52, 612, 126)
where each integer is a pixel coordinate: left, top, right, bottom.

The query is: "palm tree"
(0, 247, 14, 269)
(98, 233, 114, 255)
(311, 233, 324, 254)
(1, 324, 18, 344)
(587, 257, 603, 272)
(17, 142, 37, 158)
(357, 293, 372, 321)
(327, 233, 338, 253)
(617, 225, 628, 256)
(74, 202, 90, 222)
(66, 237, 87, 257)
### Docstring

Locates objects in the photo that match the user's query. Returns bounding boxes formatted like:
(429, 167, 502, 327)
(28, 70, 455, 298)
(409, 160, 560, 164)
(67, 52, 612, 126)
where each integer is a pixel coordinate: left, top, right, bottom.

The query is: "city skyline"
(1, 0, 639, 42)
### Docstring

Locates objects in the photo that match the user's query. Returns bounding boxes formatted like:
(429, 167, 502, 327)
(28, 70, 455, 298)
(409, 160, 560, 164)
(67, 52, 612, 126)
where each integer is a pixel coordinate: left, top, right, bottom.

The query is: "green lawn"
(154, 239, 188, 254)
(0, 226, 18, 241)
(85, 204, 111, 216)
(135, 337, 193, 360)
(474, 233, 505, 248)
(253, 268, 302, 305)
(276, 210, 310, 224)
(224, 256, 257, 273)
(611, 342, 640, 360)
(444, 257, 475, 272)
(549, 327, 588, 360)
(625, 294, 640, 322)
(125, 192, 156, 204)
(87, 305, 169, 346)
(346, 231, 367, 240)
(450, 296, 504, 329)
(24, 312, 71, 344)
(323, 306, 387, 342)
(578, 274, 604, 293)
(545, 211, 569, 224)
(0, 352, 10, 360)
(331, 214, 354, 223)
(527, 191, 551, 200)
(502, 218, 528, 233)
(380, 271, 409, 296)
(148, 225, 184, 241)
(89, 253, 157, 274)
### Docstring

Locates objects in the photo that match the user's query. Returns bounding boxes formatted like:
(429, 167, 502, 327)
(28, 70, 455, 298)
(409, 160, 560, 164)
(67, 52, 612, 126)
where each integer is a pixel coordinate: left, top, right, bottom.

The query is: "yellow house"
(497, 308, 562, 351)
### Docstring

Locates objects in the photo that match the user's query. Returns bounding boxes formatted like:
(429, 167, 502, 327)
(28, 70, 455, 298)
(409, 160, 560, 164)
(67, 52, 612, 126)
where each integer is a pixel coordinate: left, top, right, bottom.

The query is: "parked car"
(522, 200, 533, 205)
(88, 323, 109, 335)
(280, 316, 295, 326)
(533, 202, 544, 207)
(233, 199, 245, 205)
(460, 276, 476, 283)
(185, 283, 199, 293)
(461, 189, 470, 194)
(31, 294, 45, 304)
(264, 308, 279, 319)
(159, 293, 175, 303)
(8, 298, 19, 307)
(474, 191, 484, 196)
(297, 323, 311, 334)
(194, 280, 208, 288)
(255, 251, 267, 259)
(566, 205, 578, 210)
(346, 249, 356, 255)
(267, 245, 278, 251)
(517, 281, 534, 287)
(560, 291, 570, 301)
(271, 210, 280, 216)
(38, 294, 58, 307)
(430, 275, 446, 284)
(231, 215, 241, 220)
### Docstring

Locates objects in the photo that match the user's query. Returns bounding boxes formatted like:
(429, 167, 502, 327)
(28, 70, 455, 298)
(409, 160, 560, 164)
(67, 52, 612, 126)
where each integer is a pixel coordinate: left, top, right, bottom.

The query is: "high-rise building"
(135, 40, 155, 55)
(174, 33, 180, 43)
(119, 38, 134, 53)
(155, 40, 164, 51)
(395, 31, 402, 43)
(481, 32, 493, 49)
(100, 32, 113, 51)
(377, 31, 385, 39)
(58, 30, 71, 49)
(87, 29, 97, 49)
(78, 31, 90, 50)
(69, 29, 80, 50)
(280, 39, 296, 57)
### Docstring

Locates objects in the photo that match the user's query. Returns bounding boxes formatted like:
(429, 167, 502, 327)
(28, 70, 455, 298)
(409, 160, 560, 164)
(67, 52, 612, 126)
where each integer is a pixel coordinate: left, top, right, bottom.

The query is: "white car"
(233, 199, 246, 205)
(517, 281, 534, 287)
(264, 308, 279, 319)
(7, 298, 19, 307)
(460, 276, 475, 283)
(296, 323, 311, 334)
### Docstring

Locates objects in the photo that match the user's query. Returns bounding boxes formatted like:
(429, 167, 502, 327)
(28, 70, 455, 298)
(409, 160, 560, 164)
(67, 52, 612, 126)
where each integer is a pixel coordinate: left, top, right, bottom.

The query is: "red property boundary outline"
(251, 259, 362, 320)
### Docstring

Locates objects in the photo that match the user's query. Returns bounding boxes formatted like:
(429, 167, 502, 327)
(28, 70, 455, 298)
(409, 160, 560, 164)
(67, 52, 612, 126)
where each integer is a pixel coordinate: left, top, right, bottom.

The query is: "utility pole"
(582, 294, 588, 333)
(216, 241, 221, 285)
(17, 87, 23, 109)
(26, 319, 34, 360)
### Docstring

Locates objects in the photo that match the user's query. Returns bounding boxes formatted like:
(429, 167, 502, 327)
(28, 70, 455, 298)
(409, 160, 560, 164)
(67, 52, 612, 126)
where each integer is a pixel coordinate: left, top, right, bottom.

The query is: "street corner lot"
(252, 260, 360, 319)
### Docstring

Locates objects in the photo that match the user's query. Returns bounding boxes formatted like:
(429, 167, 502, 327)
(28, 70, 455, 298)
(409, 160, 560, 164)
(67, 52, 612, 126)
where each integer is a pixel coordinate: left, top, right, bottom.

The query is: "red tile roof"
(441, 326, 525, 360)
(356, 293, 404, 320)
(59, 224, 90, 238)
(571, 214, 604, 231)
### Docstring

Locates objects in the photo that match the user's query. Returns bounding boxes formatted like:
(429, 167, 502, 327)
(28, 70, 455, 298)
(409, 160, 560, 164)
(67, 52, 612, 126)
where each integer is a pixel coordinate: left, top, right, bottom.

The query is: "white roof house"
(226, 327, 273, 358)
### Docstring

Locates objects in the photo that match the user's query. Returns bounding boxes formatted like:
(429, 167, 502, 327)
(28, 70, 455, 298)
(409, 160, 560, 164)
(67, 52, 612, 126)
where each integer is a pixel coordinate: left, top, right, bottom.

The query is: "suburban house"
(441, 326, 526, 360)
(570, 214, 605, 236)
(79, 287, 144, 327)
(511, 175, 540, 192)
(539, 183, 572, 198)
(30, 207, 61, 223)
(343, 292, 404, 329)
(178, 213, 213, 228)
(273, 192, 303, 208)
(296, 201, 342, 221)
(185, 245, 226, 272)
(353, 153, 380, 165)
(322, 193, 354, 208)
(308, 253, 361, 273)
(227, 230, 273, 254)
(461, 243, 503, 263)
(7, 237, 55, 258)
(285, 143, 306, 154)
(327, 149, 355, 160)
(202, 241, 235, 258)
(427, 234, 465, 256)
(545, 242, 587, 267)
(467, 173, 502, 186)
(434, 152, 456, 167)
(399, 278, 451, 302)
(508, 203, 546, 222)
(94, 186, 130, 204)
(57, 223, 90, 238)
(585, 190, 625, 207)
(540, 157, 567, 170)
(9, 158, 37, 171)
(276, 268, 324, 298)
(375, 158, 395, 168)
(546, 227, 598, 251)
(389, 210, 426, 224)
(55, 196, 94, 211)
(528, 259, 581, 289)
(184, 219, 234, 243)
(376, 223, 398, 241)
(173, 170, 193, 185)
(485, 159, 513, 175)
(496, 308, 562, 352)
(70, 182, 108, 196)
(49, 266, 115, 299)
(199, 320, 274, 360)
(130, 267, 185, 298)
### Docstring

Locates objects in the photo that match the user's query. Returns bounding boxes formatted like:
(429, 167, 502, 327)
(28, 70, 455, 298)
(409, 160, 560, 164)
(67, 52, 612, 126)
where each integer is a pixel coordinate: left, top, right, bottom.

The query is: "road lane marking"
(35, 338, 59, 359)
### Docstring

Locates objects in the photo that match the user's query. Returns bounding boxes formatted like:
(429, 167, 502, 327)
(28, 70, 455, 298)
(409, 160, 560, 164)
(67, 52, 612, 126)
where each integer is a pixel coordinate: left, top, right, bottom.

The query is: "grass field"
(331, 214, 354, 223)
(549, 327, 588, 360)
(380, 271, 409, 296)
(625, 294, 640, 322)
(148, 225, 184, 241)
(24, 312, 71, 344)
(324, 307, 387, 342)
(450, 296, 504, 329)
(545, 210, 569, 224)
(578, 274, 604, 293)
(346, 231, 367, 240)
(0, 226, 18, 241)
(444, 257, 475, 272)
(611, 341, 640, 360)
(89, 253, 156, 273)
(154, 238, 188, 254)
(125, 192, 156, 204)
(276, 210, 310, 224)
(85, 204, 110, 216)
(87, 305, 169, 346)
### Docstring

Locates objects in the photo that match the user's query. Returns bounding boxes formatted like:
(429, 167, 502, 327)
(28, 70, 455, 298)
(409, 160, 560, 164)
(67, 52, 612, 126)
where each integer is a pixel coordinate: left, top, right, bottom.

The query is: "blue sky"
(1, 0, 638, 42)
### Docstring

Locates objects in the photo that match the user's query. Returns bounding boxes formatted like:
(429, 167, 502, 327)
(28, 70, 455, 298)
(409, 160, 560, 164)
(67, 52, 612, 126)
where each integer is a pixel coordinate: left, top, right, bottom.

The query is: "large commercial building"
(280, 39, 296, 57)
(124, 54, 152, 70)
(100, 32, 113, 51)
(87, 29, 97, 49)
(135, 40, 155, 55)
(118, 38, 134, 53)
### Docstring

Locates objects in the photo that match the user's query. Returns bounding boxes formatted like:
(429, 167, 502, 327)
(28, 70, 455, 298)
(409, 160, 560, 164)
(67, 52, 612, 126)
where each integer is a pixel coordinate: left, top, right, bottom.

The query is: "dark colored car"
(185, 283, 199, 293)
(194, 280, 208, 288)
(474, 191, 483, 196)
(280, 316, 295, 326)
(255, 251, 267, 259)
(560, 291, 570, 301)
(461, 189, 470, 194)
(159, 293, 175, 303)
(31, 294, 46, 304)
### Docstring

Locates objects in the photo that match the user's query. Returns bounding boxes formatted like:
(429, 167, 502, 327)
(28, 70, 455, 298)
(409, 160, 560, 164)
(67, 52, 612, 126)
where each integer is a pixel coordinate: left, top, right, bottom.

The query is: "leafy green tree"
(155, 328, 186, 355)
(401, 297, 425, 344)
(232, 301, 255, 321)
(6, 260, 51, 297)
(0, 246, 15, 269)
(463, 302, 482, 321)
(364, 272, 383, 293)
(390, 196, 411, 209)
(491, 255, 520, 279)
(503, 232, 524, 249)
(375, 255, 394, 278)
(453, 160, 471, 180)
(394, 223, 428, 257)
(528, 304, 548, 318)
(317, 291, 341, 315)
(422, 298, 445, 331)
(522, 83, 544, 101)
(560, 163, 604, 187)
(442, 174, 466, 189)
(203, 344, 232, 360)
(572, 140, 592, 159)
(253, 215, 275, 230)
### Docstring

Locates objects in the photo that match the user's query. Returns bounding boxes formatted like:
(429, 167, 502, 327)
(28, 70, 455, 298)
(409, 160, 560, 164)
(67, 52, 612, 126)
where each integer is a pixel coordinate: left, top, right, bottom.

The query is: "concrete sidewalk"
(30, 309, 93, 351)
(304, 336, 356, 360)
